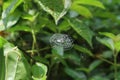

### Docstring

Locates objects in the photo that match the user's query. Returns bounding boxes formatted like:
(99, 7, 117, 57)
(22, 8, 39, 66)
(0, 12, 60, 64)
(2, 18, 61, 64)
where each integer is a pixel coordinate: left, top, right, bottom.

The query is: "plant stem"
(96, 56, 114, 65)
(26, 46, 50, 53)
(31, 29, 37, 56)
(113, 51, 118, 80)
(96, 55, 120, 67)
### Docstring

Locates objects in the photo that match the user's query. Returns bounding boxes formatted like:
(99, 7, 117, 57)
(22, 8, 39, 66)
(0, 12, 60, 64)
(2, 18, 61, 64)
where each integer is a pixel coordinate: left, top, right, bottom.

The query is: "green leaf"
(0, 46, 5, 80)
(98, 32, 120, 52)
(115, 41, 120, 53)
(3, 43, 31, 80)
(71, 4, 92, 18)
(59, 20, 71, 32)
(0, 37, 7, 48)
(101, 51, 113, 58)
(7, 25, 31, 32)
(117, 71, 120, 80)
(0, 0, 23, 31)
(114, 34, 120, 42)
(73, 0, 105, 9)
(95, 11, 116, 19)
(0, 11, 21, 31)
(0, 37, 7, 80)
(89, 60, 102, 72)
(32, 62, 47, 80)
(96, 37, 115, 51)
(76, 68, 89, 73)
(64, 68, 87, 80)
(0, 37, 6, 80)
(68, 19, 94, 47)
(2, 0, 23, 18)
(114, 34, 120, 52)
(35, 0, 71, 24)
(33, 56, 49, 65)
(3, 0, 23, 14)
(32, 76, 47, 80)
(64, 53, 81, 65)
(52, 46, 64, 56)
(74, 44, 93, 56)
(22, 13, 39, 22)
(96, 37, 114, 51)
(0, 48, 5, 80)
(99, 32, 115, 40)
(90, 75, 109, 80)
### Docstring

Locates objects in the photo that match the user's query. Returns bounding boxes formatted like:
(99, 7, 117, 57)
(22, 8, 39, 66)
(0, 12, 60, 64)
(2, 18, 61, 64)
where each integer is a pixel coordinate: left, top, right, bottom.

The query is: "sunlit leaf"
(2, 0, 23, 13)
(112, 34, 120, 52)
(35, 0, 71, 24)
(4, 43, 31, 80)
(0, 36, 7, 48)
(99, 32, 115, 40)
(0, 0, 23, 31)
(115, 41, 120, 53)
(22, 13, 39, 22)
(71, 4, 92, 18)
(2, 0, 23, 18)
(0, 11, 21, 31)
(73, 0, 105, 9)
(0, 37, 6, 80)
(7, 25, 31, 32)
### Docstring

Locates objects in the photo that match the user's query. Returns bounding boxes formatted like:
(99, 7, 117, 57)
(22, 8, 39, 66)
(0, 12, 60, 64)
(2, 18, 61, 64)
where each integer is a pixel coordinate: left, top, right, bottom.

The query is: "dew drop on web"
(49, 33, 73, 50)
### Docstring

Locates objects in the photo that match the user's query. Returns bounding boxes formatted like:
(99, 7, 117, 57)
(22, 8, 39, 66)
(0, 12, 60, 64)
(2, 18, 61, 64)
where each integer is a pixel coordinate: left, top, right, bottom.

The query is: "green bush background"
(0, 0, 120, 80)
